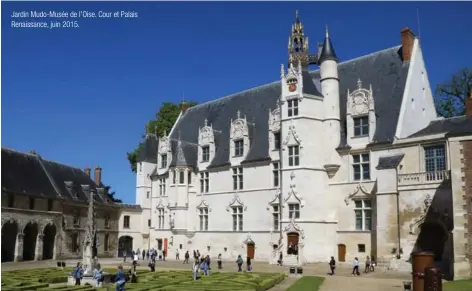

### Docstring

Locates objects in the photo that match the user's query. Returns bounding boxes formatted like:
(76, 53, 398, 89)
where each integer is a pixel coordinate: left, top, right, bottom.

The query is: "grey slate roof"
(376, 154, 405, 170)
(168, 45, 409, 168)
(408, 116, 472, 138)
(1, 148, 112, 204)
(137, 134, 158, 163)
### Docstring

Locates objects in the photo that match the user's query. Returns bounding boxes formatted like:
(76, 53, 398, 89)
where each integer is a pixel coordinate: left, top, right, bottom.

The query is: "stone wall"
(462, 140, 472, 275)
(1, 193, 120, 261)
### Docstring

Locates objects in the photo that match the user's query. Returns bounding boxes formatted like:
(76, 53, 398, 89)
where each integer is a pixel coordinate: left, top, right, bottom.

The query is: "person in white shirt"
(193, 261, 199, 280)
(352, 257, 360, 276)
(133, 253, 139, 269)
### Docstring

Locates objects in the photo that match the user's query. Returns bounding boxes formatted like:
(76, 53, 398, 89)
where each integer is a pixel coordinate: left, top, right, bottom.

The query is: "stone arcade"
(1, 149, 140, 262)
(119, 12, 472, 278)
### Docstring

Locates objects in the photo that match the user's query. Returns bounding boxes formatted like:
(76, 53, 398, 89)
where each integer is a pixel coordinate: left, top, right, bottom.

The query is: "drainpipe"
(395, 167, 402, 258)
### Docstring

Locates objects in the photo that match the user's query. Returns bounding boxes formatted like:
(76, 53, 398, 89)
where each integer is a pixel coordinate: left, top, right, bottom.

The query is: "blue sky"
(2, 1, 471, 203)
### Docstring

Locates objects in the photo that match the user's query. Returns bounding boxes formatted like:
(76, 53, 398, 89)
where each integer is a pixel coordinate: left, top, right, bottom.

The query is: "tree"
(126, 101, 197, 173)
(105, 185, 122, 203)
(435, 68, 472, 118)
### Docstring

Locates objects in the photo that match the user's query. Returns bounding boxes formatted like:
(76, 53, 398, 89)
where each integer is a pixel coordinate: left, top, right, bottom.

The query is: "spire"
(288, 10, 309, 68)
(318, 25, 338, 64)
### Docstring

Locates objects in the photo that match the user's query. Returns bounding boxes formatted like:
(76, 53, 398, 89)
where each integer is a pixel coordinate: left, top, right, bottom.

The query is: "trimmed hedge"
(1, 268, 286, 291)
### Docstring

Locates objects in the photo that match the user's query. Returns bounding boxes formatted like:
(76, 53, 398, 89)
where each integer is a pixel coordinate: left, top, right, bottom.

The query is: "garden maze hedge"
(1, 268, 286, 291)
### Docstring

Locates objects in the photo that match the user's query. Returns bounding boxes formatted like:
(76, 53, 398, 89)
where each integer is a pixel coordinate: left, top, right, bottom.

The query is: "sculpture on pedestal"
(81, 185, 97, 274)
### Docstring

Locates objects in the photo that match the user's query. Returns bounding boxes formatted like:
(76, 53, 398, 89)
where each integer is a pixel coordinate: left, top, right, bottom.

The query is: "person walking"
(236, 255, 243, 272)
(217, 253, 223, 269)
(72, 262, 84, 286)
(184, 251, 190, 264)
(176, 249, 180, 260)
(329, 256, 336, 275)
(246, 256, 252, 272)
(93, 263, 104, 287)
(352, 257, 360, 276)
(364, 256, 371, 273)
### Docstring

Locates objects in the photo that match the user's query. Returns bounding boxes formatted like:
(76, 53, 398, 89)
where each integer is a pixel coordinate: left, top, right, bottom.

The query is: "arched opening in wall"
(287, 232, 299, 255)
(2, 221, 18, 262)
(247, 243, 255, 259)
(118, 236, 133, 257)
(23, 222, 39, 261)
(42, 223, 57, 260)
(417, 222, 447, 261)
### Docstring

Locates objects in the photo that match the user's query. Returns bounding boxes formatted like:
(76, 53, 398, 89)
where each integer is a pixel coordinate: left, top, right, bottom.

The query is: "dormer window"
(160, 154, 167, 168)
(288, 99, 298, 117)
(234, 140, 244, 157)
(202, 146, 210, 162)
(353, 116, 369, 137)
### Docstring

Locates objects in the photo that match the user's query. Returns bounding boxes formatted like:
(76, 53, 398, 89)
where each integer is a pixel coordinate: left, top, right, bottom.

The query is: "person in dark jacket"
(329, 256, 336, 275)
(246, 256, 252, 272)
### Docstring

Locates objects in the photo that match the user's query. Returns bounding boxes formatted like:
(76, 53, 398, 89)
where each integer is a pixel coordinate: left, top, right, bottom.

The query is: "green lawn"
(1, 268, 286, 291)
(444, 279, 472, 291)
(286, 276, 325, 291)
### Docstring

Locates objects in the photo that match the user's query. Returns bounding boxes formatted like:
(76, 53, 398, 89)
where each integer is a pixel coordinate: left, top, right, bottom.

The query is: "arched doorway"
(42, 224, 57, 260)
(2, 220, 18, 262)
(118, 236, 133, 257)
(23, 222, 39, 261)
(287, 232, 299, 255)
(337, 244, 346, 262)
(247, 243, 255, 259)
(417, 222, 447, 261)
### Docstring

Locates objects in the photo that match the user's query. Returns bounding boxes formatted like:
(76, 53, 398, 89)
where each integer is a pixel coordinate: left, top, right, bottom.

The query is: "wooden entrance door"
(247, 243, 255, 259)
(287, 232, 299, 246)
(338, 244, 346, 262)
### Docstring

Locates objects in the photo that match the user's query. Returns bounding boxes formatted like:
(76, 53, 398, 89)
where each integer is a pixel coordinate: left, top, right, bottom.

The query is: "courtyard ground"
(1, 258, 411, 290)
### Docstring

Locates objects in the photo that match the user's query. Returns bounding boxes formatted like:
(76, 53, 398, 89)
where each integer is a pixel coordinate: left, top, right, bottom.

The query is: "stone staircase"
(377, 256, 412, 272)
(284, 255, 299, 266)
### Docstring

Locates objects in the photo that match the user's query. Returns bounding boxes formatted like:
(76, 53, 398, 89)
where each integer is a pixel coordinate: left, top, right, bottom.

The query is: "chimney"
(94, 166, 102, 185)
(84, 167, 91, 177)
(400, 27, 415, 62)
(466, 91, 472, 117)
(180, 101, 190, 113)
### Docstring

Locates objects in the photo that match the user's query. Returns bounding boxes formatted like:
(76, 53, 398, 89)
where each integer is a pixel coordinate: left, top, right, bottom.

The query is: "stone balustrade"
(397, 170, 450, 186)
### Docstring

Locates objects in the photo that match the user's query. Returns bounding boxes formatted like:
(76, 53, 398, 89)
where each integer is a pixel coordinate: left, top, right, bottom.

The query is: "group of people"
(123, 248, 163, 263)
(327, 255, 377, 276)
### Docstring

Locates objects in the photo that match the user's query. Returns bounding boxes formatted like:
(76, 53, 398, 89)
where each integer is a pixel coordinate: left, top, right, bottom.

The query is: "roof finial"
(295, 10, 299, 22)
(236, 110, 241, 119)
(204, 118, 208, 127)
(163, 130, 167, 137)
(357, 78, 363, 89)
(325, 25, 329, 38)
(178, 130, 181, 141)
(154, 125, 158, 135)
(280, 64, 285, 78)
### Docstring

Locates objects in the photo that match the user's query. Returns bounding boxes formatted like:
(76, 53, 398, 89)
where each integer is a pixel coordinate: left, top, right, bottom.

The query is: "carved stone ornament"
(347, 78, 374, 116)
(196, 200, 212, 212)
(268, 108, 281, 133)
(266, 189, 281, 210)
(284, 184, 305, 208)
(282, 121, 303, 150)
(344, 183, 372, 205)
(156, 199, 166, 210)
(1, 216, 17, 228)
(226, 193, 247, 212)
(159, 131, 170, 154)
(324, 164, 340, 179)
(283, 216, 305, 239)
(243, 233, 255, 244)
(231, 111, 249, 140)
(409, 194, 439, 235)
(199, 119, 215, 145)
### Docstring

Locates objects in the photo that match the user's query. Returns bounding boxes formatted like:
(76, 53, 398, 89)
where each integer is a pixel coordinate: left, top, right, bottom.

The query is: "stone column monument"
(81, 185, 96, 274)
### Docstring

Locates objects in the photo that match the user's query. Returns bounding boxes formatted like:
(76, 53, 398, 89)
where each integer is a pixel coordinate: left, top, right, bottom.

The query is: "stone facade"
(1, 149, 140, 262)
(118, 12, 472, 279)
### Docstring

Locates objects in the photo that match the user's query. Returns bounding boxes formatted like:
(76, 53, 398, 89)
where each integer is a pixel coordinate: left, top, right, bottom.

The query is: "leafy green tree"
(126, 101, 197, 173)
(435, 68, 471, 118)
